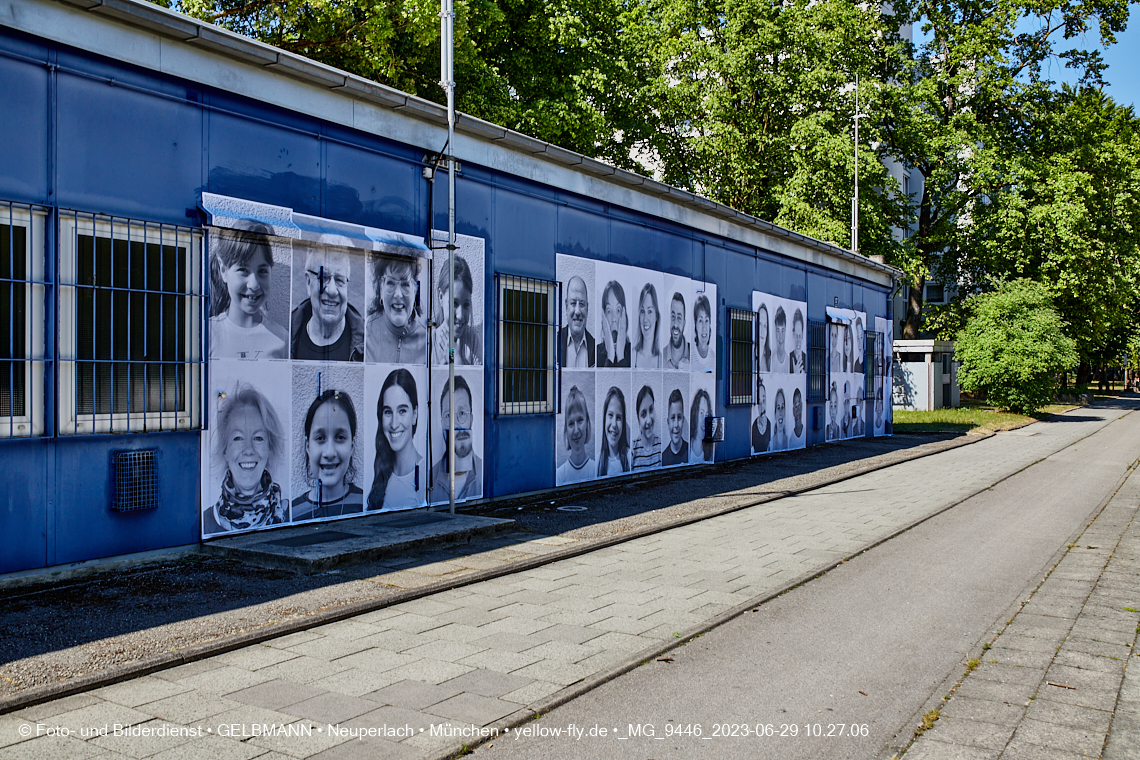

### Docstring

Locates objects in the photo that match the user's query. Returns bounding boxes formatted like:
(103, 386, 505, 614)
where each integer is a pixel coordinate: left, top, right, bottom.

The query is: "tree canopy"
(158, 0, 1140, 366)
(956, 279, 1078, 412)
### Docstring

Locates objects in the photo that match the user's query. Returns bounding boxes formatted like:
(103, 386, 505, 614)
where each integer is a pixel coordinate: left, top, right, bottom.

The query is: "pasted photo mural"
(824, 306, 869, 442)
(555, 254, 717, 486)
(751, 291, 808, 455)
(201, 193, 487, 537)
(875, 316, 894, 436)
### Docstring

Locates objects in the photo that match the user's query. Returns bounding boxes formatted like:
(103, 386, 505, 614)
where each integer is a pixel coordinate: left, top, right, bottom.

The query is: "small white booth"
(893, 340, 960, 411)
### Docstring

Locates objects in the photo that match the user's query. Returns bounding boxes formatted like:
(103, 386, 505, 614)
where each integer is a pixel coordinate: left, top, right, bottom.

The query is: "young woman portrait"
(597, 386, 630, 476)
(367, 368, 424, 510)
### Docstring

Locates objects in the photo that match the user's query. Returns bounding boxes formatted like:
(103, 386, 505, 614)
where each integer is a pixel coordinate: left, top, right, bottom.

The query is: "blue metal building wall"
(0, 23, 891, 573)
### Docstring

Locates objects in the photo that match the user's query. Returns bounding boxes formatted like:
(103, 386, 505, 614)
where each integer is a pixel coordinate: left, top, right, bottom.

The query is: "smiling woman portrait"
(557, 384, 595, 484)
(366, 255, 427, 365)
(204, 382, 288, 534)
(292, 389, 363, 521)
(368, 368, 423, 511)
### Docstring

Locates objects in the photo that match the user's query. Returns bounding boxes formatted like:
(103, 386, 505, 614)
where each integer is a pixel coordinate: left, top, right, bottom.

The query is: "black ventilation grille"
(112, 450, 158, 512)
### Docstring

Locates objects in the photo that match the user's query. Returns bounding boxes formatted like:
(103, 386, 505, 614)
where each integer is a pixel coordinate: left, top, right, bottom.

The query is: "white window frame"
(0, 204, 46, 438)
(496, 274, 558, 415)
(58, 212, 203, 435)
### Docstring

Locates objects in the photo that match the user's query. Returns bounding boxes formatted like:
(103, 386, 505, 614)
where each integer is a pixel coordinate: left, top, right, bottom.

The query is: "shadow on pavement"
(0, 431, 962, 677)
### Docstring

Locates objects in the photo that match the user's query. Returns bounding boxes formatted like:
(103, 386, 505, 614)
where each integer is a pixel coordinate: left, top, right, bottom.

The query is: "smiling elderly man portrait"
(560, 275, 595, 368)
(291, 247, 364, 362)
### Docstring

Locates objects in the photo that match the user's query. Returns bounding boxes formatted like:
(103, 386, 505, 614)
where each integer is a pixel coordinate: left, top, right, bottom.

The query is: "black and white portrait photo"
(556, 372, 596, 485)
(203, 361, 292, 536)
(365, 254, 427, 365)
(363, 364, 428, 511)
(691, 283, 716, 375)
(429, 368, 484, 504)
(595, 262, 635, 368)
(662, 274, 690, 371)
(661, 373, 690, 467)
(208, 226, 291, 361)
(289, 240, 366, 362)
(595, 370, 633, 477)
(290, 363, 365, 522)
(432, 232, 486, 367)
(557, 255, 596, 369)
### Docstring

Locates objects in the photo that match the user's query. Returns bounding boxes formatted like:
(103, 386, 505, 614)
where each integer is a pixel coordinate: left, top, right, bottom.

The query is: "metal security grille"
(497, 274, 559, 415)
(112, 450, 158, 512)
(0, 201, 47, 438)
(728, 308, 755, 406)
(59, 211, 204, 434)
(865, 331, 878, 396)
(808, 319, 827, 402)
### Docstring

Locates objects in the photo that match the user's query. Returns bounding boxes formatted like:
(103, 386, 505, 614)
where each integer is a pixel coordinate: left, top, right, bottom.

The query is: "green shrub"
(956, 280, 1078, 413)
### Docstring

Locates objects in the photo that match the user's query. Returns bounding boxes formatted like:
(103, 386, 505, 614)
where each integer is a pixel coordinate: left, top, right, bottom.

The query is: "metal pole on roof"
(441, 0, 457, 514)
(852, 75, 867, 255)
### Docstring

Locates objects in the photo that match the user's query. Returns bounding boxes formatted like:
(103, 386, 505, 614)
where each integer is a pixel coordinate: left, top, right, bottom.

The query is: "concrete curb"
(891, 456, 1140, 759)
(0, 431, 988, 717)
(884, 455, 1140, 759)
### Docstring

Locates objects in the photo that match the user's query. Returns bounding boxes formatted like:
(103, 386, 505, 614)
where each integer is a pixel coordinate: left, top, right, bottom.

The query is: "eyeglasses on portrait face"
(442, 408, 473, 428)
(307, 268, 349, 290)
(381, 275, 415, 297)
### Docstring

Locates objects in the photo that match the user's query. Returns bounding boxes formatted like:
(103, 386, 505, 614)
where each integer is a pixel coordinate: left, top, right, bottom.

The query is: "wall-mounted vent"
(112, 450, 158, 512)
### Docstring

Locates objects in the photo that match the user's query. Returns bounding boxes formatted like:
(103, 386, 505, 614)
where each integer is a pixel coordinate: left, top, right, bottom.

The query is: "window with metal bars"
(0, 202, 47, 438)
(808, 319, 828, 402)
(496, 274, 559, 415)
(727, 308, 755, 405)
(865, 331, 878, 397)
(59, 211, 204, 434)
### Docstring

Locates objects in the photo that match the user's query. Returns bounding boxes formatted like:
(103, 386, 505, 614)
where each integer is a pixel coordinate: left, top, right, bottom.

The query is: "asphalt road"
(476, 401, 1140, 760)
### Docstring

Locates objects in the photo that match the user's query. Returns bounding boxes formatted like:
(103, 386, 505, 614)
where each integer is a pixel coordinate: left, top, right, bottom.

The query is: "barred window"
(497, 274, 558, 415)
(0, 203, 47, 438)
(865, 331, 879, 396)
(808, 319, 827, 402)
(59, 212, 203, 434)
(727, 308, 755, 405)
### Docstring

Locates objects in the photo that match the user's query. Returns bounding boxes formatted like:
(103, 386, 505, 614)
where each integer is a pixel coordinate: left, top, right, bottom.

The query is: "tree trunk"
(902, 273, 925, 339)
(1077, 361, 1092, 386)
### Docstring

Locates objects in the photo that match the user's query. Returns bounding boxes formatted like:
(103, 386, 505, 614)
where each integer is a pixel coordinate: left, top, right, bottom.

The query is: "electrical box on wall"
(704, 417, 726, 442)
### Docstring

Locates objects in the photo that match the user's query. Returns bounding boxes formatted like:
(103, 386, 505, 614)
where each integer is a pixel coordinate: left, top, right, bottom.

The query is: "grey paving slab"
(279, 692, 379, 724)
(8, 402, 1138, 760)
(438, 670, 533, 699)
(424, 692, 518, 724)
(227, 679, 328, 711)
(363, 680, 462, 711)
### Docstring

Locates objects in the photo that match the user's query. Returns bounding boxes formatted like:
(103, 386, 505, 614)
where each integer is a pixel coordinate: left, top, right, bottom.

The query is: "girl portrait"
(208, 226, 289, 360)
(292, 389, 364, 521)
(597, 381, 631, 476)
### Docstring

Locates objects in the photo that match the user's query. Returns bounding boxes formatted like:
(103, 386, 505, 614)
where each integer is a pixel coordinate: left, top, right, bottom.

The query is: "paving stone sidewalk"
(902, 460, 1140, 760)
(0, 404, 1133, 760)
(0, 433, 973, 699)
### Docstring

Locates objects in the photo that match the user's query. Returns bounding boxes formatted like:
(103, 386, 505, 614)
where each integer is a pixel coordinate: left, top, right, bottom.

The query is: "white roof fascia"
(10, 0, 901, 288)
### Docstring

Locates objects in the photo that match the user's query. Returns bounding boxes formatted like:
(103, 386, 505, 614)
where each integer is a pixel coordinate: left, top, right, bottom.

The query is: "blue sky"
(915, 9, 1139, 111)
(1048, 9, 1139, 110)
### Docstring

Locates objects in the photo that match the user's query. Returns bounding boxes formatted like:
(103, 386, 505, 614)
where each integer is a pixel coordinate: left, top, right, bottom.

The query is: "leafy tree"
(639, 0, 911, 259)
(160, 0, 660, 168)
(885, 0, 1134, 338)
(956, 279, 1078, 413)
(949, 88, 1140, 381)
